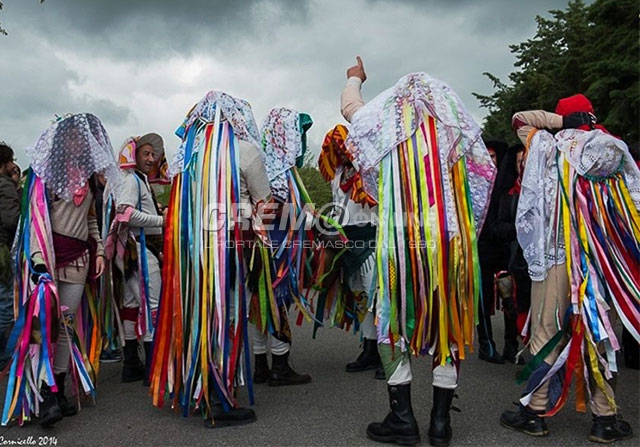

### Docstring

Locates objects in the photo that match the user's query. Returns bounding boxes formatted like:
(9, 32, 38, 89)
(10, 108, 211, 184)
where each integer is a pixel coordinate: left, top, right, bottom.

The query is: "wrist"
(346, 76, 363, 88)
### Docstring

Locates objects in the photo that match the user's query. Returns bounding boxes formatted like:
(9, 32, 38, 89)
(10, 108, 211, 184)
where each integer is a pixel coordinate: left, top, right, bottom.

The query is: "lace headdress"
(170, 91, 260, 177)
(260, 107, 312, 201)
(27, 113, 121, 201)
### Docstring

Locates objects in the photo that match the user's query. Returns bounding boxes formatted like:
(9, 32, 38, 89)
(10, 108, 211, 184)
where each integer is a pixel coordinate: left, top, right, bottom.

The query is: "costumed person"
(149, 91, 272, 428)
(316, 124, 382, 379)
(2, 113, 121, 427)
(499, 94, 639, 444)
(106, 133, 168, 384)
(475, 139, 509, 364)
(492, 143, 530, 364)
(250, 107, 314, 387)
(622, 141, 640, 371)
(341, 57, 495, 446)
(0, 142, 20, 371)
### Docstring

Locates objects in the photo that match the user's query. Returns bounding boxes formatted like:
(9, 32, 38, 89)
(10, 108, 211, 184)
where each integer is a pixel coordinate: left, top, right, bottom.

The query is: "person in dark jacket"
(476, 139, 509, 364)
(0, 142, 20, 370)
(492, 143, 530, 364)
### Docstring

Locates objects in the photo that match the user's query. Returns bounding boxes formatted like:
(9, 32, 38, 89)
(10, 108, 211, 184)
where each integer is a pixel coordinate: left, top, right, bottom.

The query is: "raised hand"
(346, 56, 367, 83)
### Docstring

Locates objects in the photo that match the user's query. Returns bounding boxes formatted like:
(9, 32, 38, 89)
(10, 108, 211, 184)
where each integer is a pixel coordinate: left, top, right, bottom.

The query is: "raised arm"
(340, 56, 367, 123)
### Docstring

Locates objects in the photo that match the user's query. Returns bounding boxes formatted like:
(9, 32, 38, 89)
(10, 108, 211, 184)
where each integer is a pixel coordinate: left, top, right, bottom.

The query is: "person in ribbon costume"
(340, 57, 495, 446)
(249, 107, 314, 387)
(149, 91, 272, 428)
(105, 133, 168, 386)
(499, 94, 639, 444)
(316, 124, 383, 379)
(2, 113, 121, 427)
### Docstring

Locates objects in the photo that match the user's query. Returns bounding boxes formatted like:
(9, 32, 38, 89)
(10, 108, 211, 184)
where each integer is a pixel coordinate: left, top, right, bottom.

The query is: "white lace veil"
(170, 91, 260, 177)
(260, 107, 304, 201)
(27, 113, 121, 201)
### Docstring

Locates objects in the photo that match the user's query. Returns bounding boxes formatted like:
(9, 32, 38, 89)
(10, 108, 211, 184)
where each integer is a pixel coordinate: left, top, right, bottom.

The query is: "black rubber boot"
(203, 402, 257, 428)
(122, 339, 145, 383)
(38, 383, 63, 428)
(366, 384, 420, 445)
(500, 404, 549, 437)
(268, 352, 311, 386)
(346, 338, 381, 372)
(589, 414, 633, 443)
(428, 387, 456, 446)
(54, 372, 77, 417)
(143, 341, 152, 386)
(253, 353, 270, 384)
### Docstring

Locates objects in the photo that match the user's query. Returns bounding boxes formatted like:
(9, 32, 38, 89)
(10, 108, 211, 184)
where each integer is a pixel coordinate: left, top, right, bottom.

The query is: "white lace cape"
(345, 72, 495, 233)
(516, 129, 640, 281)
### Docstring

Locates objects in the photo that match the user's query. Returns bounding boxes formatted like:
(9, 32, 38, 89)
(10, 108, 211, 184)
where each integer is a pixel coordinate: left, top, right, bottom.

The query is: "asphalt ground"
(0, 314, 638, 447)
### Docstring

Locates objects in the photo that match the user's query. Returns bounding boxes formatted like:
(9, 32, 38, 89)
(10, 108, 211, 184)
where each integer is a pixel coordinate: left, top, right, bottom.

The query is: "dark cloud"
(1, 0, 589, 167)
(4, 0, 311, 61)
(366, 0, 593, 33)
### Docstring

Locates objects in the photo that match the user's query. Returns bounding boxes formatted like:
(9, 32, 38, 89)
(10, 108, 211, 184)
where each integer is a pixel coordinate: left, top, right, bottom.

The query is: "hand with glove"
(562, 111, 596, 129)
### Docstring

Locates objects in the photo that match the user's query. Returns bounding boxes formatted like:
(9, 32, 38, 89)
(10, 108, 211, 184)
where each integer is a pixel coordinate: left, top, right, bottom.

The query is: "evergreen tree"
(475, 0, 639, 144)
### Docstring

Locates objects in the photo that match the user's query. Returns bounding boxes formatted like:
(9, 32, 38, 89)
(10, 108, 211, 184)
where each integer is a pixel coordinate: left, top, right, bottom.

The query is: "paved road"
(0, 316, 638, 446)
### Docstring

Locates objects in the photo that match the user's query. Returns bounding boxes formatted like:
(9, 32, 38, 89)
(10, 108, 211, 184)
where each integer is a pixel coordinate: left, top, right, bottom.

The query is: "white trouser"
(54, 282, 86, 374)
(251, 325, 290, 356)
(123, 244, 160, 342)
(385, 341, 459, 390)
(360, 311, 377, 340)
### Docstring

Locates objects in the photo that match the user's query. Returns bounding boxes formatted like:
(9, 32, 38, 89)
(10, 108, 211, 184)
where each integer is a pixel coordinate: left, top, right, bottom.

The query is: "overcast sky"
(1, 0, 585, 168)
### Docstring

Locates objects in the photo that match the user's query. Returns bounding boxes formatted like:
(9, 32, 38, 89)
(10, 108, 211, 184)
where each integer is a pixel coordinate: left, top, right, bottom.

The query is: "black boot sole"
(346, 363, 381, 373)
(39, 407, 63, 428)
(500, 419, 549, 437)
(267, 377, 312, 387)
(122, 364, 146, 383)
(366, 429, 420, 446)
(428, 435, 452, 446)
(588, 434, 633, 444)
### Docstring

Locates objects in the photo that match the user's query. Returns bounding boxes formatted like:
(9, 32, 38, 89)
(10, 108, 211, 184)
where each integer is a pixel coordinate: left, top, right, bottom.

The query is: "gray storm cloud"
(0, 0, 585, 166)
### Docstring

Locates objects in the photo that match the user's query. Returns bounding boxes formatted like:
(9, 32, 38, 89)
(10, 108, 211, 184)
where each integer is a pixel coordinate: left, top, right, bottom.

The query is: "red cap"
(555, 94, 594, 116)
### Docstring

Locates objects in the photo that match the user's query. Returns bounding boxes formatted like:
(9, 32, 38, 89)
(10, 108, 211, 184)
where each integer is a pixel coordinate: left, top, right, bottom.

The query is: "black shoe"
(589, 414, 633, 443)
(99, 349, 122, 363)
(268, 352, 311, 387)
(203, 403, 257, 428)
(122, 340, 145, 383)
(38, 384, 63, 428)
(346, 338, 381, 373)
(54, 373, 77, 417)
(500, 405, 549, 437)
(375, 366, 385, 380)
(253, 353, 270, 384)
(479, 350, 505, 364)
(366, 384, 420, 446)
(428, 387, 456, 446)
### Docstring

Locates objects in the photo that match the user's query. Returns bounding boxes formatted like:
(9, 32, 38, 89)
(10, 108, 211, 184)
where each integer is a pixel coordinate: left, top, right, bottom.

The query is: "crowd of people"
(0, 56, 638, 446)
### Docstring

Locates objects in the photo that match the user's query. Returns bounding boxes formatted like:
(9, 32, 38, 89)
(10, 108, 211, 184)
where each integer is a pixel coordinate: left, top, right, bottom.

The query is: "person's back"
(501, 94, 638, 444)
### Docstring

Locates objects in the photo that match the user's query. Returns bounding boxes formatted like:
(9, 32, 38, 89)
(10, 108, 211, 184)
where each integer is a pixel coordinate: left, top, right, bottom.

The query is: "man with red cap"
(500, 94, 639, 444)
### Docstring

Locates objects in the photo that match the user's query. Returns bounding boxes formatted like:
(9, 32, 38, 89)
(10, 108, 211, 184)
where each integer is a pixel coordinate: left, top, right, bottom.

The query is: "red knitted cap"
(555, 94, 595, 116)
